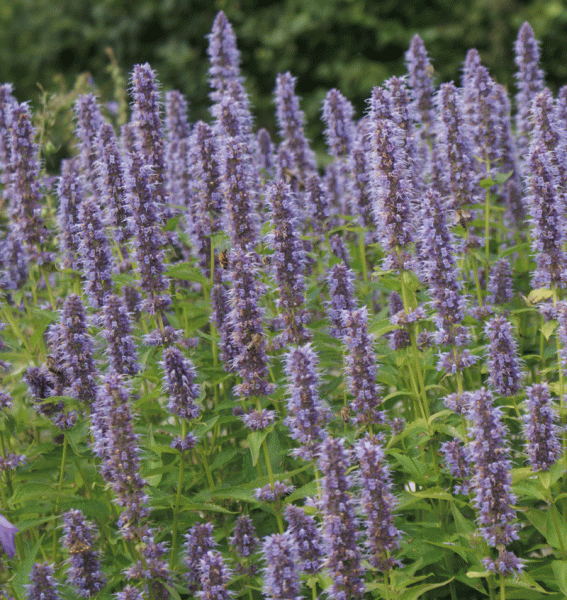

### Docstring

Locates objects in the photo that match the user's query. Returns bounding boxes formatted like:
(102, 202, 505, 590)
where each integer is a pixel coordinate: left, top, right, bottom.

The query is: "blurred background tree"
(1, 0, 566, 156)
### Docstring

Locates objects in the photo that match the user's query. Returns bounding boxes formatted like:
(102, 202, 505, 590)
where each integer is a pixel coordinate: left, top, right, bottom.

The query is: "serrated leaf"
(248, 429, 269, 467)
(528, 288, 554, 304)
(552, 561, 567, 596)
(12, 535, 43, 597)
(166, 263, 208, 283)
(546, 505, 567, 550)
(541, 320, 558, 341)
(479, 177, 496, 188)
(399, 577, 455, 600)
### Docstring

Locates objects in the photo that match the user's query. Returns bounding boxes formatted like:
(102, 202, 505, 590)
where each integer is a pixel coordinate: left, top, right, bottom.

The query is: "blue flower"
(0, 513, 17, 558)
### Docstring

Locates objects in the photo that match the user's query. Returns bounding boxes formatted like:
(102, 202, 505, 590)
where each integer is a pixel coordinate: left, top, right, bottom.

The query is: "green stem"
(358, 230, 368, 282)
(52, 435, 68, 560)
(499, 573, 506, 600)
(171, 422, 187, 565)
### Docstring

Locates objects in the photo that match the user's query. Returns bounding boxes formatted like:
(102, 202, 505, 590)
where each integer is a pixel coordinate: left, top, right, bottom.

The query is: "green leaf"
(248, 429, 269, 467)
(12, 535, 43, 597)
(479, 176, 496, 188)
(546, 505, 567, 550)
(552, 561, 567, 596)
(398, 577, 455, 600)
(528, 288, 554, 304)
(541, 320, 558, 341)
(166, 263, 208, 283)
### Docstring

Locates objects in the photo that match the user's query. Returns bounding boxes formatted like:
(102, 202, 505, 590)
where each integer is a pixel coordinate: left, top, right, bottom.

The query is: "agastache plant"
(405, 34, 435, 137)
(261, 533, 302, 600)
(514, 21, 545, 162)
(284, 344, 329, 460)
(318, 436, 366, 600)
(523, 383, 561, 472)
(266, 180, 310, 344)
(57, 158, 83, 270)
(74, 94, 104, 192)
(26, 563, 60, 600)
(467, 388, 522, 574)
(484, 315, 523, 397)
(61, 509, 106, 598)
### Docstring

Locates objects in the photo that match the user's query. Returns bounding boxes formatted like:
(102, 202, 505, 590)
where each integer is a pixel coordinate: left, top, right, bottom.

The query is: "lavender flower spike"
(57, 158, 83, 270)
(78, 197, 115, 308)
(467, 388, 519, 549)
(267, 180, 310, 344)
(523, 383, 561, 472)
(341, 307, 384, 425)
(283, 505, 323, 574)
(514, 22, 545, 161)
(525, 139, 567, 289)
(326, 263, 356, 338)
(0, 513, 17, 558)
(26, 563, 60, 600)
(368, 88, 413, 271)
(262, 533, 302, 600)
(228, 515, 258, 558)
(318, 436, 365, 600)
(62, 509, 106, 597)
(284, 344, 330, 460)
(161, 346, 201, 420)
(207, 11, 243, 102)
(60, 294, 98, 406)
(7, 102, 48, 250)
(101, 294, 140, 376)
(405, 34, 435, 135)
(198, 551, 232, 600)
(74, 94, 104, 191)
(184, 522, 216, 593)
(484, 316, 523, 397)
(354, 434, 401, 571)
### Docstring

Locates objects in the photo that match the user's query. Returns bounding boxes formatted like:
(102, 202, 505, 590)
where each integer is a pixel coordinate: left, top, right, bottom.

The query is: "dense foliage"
(2, 9, 567, 600)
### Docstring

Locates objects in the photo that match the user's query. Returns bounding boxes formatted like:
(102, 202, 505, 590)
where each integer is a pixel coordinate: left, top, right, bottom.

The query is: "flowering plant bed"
(0, 12, 565, 600)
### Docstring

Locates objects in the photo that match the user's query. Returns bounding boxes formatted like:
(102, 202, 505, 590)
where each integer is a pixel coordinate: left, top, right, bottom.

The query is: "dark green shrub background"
(2, 0, 566, 144)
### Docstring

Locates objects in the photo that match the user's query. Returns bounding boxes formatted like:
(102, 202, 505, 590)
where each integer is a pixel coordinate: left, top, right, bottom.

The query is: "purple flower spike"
(304, 174, 330, 234)
(75, 94, 104, 191)
(440, 439, 471, 494)
(165, 90, 191, 203)
(130, 63, 167, 207)
(341, 308, 384, 425)
(514, 22, 545, 161)
(523, 383, 561, 472)
(62, 509, 106, 597)
(101, 294, 140, 376)
(229, 249, 274, 398)
(283, 505, 322, 574)
(96, 122, 133, 244)
(229, 515, 258, 558)
(418, 189, 468, 347)
(207, 11, 243, 102)
(349, 118, 375, 231)
(122, 132, 170, 314)
(483, 550, 524, 577)
(267, 180, 310, 344)
(274, 72, 317, 184)
(435, 82, 477, 211)
(116, 586, 144, 600)
(26, 563, 60, 600)
(57, 158, 83, 270)
(405, 34, 435, 135)
(368, 89, 413, 271)
(257, 128, 274, 176)
(467, 388, 518, 548)
(184, 522, 216, 592)
(198, 551, 232, 600)
(525, 140, 567, 289)
(161, 346, 201, 420)
(0, 513, 17, 558)
(7, 102, 48, 250)
(388, 291, 410, 350)
(218, 129, 260, 253)
(284, 344, 330, 460)
(91, 374, 149, 533)
(322, 88, 355, 160)
(262, 532, 301, 600)
(60, 294, 98, 406)
(326, 263, 356, 338)
(0, 84, 16, 180)
(487, 259, 513, 305)
(484, 316, 523, 397)
(355, 434, 401, 571)
(318, 437, 365, 600)
(78, 197, 115, 309)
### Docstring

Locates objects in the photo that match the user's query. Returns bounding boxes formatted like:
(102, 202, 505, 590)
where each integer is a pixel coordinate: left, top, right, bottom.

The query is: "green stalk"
(52, 435, 68, 561)
(171, 422, 187, 565)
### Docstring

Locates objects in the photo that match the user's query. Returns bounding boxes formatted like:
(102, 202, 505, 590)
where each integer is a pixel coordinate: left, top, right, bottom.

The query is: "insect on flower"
(67, 539, 92, 554)
(451, 208, 473, 230)
(246, 333, 263, 353)
(219, 249, 229, 269)
(45, 354, 65, 378)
